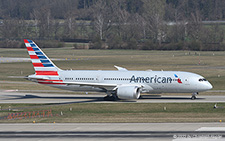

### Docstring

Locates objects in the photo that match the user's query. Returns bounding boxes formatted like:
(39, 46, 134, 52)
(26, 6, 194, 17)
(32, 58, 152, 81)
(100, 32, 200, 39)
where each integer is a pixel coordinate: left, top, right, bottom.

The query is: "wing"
(54, 81, 146, 92)
(64, 81, 118, 90)
(30, 76, 151, 92)
(114, 65, 128, 71)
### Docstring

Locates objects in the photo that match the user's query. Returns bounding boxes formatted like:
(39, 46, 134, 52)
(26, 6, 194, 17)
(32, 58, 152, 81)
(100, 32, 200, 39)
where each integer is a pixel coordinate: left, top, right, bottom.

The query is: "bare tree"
(31, 7, 52, 39)
(211, 0, 224, 20)
(0, 18, 23, 40)
(200, 24, 224, 44)
(187, 10, 202, 41)
(63, 9, 79, 39)
(142, 0, 166, 45)
(91, 0, 109, 40)
(165, 1, 187, 43)
(52, 20, 61, 40)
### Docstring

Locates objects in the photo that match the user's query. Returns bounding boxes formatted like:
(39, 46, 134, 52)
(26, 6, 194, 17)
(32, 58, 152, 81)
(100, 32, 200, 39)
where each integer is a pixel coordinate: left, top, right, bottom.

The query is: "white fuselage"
(44, 70, 212, 93)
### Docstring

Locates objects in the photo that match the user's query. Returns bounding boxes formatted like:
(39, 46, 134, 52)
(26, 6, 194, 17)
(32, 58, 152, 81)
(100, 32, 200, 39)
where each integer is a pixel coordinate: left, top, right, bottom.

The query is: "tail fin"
(24, 39, 61, 76)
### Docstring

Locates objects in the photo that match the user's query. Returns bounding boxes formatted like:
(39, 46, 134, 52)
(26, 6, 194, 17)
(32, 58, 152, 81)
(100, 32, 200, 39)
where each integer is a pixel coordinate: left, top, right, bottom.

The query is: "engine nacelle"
(116, 86, 141, 100)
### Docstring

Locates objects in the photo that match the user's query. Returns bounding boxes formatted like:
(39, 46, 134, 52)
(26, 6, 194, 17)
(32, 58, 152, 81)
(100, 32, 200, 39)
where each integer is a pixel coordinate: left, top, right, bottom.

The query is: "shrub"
(141, 40, 156, 50)
(107, 35, 123, 49)
(35, 40, 64, 48)
(187, 41, 202, 51)
(0, 40, 24, 48)
(126, 38, 138, 50)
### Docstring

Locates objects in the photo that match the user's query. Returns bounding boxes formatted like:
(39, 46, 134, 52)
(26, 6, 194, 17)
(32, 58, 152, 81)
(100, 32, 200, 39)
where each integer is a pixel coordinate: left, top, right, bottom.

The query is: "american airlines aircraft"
(24, 39, 213, 100)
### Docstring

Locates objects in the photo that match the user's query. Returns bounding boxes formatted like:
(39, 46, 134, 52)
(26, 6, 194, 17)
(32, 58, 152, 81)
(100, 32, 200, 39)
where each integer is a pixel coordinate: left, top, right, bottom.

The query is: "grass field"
(0, 103, 225, 123)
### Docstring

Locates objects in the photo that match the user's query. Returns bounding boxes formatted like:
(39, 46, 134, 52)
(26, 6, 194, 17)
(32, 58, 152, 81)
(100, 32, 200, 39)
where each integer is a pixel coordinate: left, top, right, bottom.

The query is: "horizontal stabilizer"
(114, 65, 128, 71)
(27, 74, 49, 80)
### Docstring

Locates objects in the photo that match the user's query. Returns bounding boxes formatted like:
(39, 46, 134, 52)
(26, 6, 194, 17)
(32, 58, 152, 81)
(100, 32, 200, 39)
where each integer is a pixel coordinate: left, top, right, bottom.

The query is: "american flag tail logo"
(24, 39, 61, 76)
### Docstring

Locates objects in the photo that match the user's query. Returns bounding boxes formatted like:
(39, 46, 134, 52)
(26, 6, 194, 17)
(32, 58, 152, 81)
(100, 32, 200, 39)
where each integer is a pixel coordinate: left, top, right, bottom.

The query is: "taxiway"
(0, 90, 225, 103)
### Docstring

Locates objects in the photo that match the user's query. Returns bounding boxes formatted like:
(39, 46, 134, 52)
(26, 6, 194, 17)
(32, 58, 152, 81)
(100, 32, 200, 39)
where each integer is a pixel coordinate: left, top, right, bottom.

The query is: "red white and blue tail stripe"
(24, 39, 61, 76)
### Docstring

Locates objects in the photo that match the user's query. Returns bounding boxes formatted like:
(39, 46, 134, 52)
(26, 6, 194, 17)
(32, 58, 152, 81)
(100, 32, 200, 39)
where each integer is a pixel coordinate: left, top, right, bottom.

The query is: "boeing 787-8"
(24, 39, 213, 100)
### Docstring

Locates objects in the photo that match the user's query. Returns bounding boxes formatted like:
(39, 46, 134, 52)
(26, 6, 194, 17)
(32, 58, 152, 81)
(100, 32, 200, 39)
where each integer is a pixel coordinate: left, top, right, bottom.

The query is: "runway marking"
(196, 127, 225, 131)
(173, 127, 225, 141)
(173, 137, 223, 141)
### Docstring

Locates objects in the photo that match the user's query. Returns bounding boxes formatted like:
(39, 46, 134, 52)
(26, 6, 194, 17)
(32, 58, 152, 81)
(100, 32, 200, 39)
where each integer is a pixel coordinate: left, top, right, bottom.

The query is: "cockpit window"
(199, 78, 207, 82)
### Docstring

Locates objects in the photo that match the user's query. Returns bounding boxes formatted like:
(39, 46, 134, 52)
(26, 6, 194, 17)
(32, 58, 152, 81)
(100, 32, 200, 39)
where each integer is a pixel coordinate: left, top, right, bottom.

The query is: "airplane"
(24, 39, 213, 100)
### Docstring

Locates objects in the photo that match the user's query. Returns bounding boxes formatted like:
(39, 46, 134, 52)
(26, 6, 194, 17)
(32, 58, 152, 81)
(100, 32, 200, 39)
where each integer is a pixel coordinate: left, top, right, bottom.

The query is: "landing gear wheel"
(191, 96, 196, 100)
(191, 92, 198, 100)
(104, 95, 117, 101)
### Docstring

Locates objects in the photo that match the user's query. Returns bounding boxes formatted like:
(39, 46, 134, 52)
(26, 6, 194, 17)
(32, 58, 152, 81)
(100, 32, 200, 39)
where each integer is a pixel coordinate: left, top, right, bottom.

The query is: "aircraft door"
(184, 78, 190, 85)
(96, 75, 102, 83)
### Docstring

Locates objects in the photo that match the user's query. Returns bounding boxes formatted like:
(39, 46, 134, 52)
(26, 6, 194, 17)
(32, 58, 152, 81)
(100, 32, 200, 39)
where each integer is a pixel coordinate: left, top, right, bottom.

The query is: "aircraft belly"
(163, 84, 197, 93)
(47, 85, 105, 92)
(148, 83, 197, 93)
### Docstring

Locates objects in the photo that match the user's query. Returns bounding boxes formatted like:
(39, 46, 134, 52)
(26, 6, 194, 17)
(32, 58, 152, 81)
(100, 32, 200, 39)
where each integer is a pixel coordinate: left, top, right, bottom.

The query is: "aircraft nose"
(203, 81, 213, 90)
(198, 81, 213, 91)
(207, 82, 213, 90)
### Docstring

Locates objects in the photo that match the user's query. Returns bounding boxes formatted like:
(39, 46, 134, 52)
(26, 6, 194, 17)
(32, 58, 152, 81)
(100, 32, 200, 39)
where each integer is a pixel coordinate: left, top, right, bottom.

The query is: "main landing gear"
(104, 95, 118, 101)
(104, 91, 119, 101)
(191, 92, 198, 100)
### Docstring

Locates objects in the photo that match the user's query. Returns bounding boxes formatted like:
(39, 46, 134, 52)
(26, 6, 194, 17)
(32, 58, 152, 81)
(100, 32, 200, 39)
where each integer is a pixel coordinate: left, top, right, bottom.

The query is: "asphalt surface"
(0, 57, 30, 63)
(0, 123, 224, 141)
(0, 90, 225, 104)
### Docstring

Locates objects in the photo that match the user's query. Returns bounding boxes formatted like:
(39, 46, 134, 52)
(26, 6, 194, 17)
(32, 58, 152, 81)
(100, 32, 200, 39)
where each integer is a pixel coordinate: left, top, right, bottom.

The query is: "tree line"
(0, 0, 225, 50)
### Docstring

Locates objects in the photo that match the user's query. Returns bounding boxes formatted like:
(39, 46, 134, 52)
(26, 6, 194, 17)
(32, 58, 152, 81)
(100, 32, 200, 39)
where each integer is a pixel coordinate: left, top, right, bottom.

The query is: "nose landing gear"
(191, 92, 198, 100)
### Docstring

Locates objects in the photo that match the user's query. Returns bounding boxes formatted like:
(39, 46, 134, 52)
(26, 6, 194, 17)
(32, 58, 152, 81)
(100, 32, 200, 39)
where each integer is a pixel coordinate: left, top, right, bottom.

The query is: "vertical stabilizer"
(24, 39, 61, 76)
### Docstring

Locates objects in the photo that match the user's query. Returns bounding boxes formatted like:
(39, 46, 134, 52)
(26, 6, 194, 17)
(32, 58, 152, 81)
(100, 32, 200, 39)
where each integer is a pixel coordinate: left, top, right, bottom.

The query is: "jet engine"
(116, 86, 141, 100)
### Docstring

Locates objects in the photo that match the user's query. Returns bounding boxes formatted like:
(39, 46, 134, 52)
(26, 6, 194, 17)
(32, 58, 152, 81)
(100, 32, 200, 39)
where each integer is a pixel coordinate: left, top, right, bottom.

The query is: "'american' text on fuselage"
(130, 75, 173, 84)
